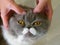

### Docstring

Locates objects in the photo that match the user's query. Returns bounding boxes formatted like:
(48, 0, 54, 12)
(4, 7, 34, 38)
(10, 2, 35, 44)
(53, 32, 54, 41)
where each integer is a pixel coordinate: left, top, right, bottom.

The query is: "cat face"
(8, 9, 49, 43)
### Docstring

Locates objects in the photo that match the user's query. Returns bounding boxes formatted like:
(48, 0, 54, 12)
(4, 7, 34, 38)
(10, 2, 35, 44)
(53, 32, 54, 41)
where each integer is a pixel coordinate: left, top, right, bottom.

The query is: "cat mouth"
(23, 31, 36, 37)
(16, 32, 44, 43)
(16, 35, 37, 43)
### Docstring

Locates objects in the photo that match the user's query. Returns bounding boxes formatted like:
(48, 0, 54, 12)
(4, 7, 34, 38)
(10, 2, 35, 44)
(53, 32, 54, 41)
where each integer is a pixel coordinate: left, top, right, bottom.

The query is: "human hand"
(34, 0, 53, 21)
(0, 0, 25, 28)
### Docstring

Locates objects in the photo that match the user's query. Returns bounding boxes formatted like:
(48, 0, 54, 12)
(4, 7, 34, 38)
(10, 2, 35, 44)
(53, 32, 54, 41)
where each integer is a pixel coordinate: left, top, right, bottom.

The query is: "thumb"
(46, 3, 53, 21)
(34, 0, 47, 13)
(1, 8, 9, 28)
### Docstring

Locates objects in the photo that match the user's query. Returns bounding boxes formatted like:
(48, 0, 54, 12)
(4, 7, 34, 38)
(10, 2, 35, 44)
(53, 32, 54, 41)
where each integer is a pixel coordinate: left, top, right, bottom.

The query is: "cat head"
(7, 8, 49, 43)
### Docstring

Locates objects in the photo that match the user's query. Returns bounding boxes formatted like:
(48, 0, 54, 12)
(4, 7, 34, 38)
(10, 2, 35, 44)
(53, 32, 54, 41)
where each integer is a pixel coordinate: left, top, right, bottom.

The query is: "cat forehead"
(14, 10, 36, 20)
(14, 9, 47, 21)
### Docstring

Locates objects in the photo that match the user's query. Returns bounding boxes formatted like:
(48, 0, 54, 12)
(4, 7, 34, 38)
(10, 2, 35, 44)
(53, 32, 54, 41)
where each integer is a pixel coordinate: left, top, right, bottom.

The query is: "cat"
(1, 5, 50, 45)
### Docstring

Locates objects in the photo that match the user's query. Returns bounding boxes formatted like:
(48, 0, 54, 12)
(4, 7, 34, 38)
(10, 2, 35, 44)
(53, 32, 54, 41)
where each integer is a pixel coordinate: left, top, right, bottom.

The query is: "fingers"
(0, 11, 1, 16)
(34, 0, 53, 21)
(46, 1, 53, 21)
(1, 8, 9, 28)
(0, 0, 26, 29)
(0, 7, 1, 16)
(8, 2, 26, 15)
(34, 0, 47, 13)
(1, 15, 8, 29)
(47, 5, 53, 21)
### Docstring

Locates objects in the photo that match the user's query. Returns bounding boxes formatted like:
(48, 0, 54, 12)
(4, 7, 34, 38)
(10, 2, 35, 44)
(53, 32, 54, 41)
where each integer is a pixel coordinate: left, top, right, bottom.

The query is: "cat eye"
(33, 21, 42, 26)
(18, 20, 25, 26)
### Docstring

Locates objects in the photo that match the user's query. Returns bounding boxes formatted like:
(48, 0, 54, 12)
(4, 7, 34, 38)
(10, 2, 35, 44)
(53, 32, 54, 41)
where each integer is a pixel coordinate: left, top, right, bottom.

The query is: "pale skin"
(0, 0, 53, 28)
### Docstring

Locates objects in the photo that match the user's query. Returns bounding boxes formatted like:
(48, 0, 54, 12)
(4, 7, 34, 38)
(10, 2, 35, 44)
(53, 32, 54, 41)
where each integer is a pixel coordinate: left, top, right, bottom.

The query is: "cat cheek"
(22, 28, 29, 35)
(30, 28, 37, 35)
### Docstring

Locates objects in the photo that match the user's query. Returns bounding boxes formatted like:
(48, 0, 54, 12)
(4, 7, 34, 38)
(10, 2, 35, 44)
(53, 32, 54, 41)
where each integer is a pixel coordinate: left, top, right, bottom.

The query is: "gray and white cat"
(1, 5, 50, 45)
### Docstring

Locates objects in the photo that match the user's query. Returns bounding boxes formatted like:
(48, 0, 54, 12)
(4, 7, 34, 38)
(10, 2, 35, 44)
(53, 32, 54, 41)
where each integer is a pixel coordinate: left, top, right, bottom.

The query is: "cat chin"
(1, 26, 40, 45)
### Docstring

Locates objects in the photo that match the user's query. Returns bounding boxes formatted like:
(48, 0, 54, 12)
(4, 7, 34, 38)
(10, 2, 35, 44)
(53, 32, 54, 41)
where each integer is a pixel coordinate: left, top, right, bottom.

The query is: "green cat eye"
(33, 21, 42, 26)
(18, 20, 25, 26)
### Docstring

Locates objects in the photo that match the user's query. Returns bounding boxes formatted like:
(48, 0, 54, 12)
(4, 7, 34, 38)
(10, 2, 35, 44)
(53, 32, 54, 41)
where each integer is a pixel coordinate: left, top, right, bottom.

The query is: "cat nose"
(27, 25, 31, 29)
(25, 32, 34, 37)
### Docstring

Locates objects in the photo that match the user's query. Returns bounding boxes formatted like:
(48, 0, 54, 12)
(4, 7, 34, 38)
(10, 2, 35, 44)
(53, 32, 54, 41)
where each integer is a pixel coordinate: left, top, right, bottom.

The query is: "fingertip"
(15, 9, 26, 15)
(3, 20, 9, 29)
(1, 15, 9, 29)
(33, 6, 41, 13)
(33, 4, 43, 13)
(33, 8, 40, 13)
(10, 3, 26, 15)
